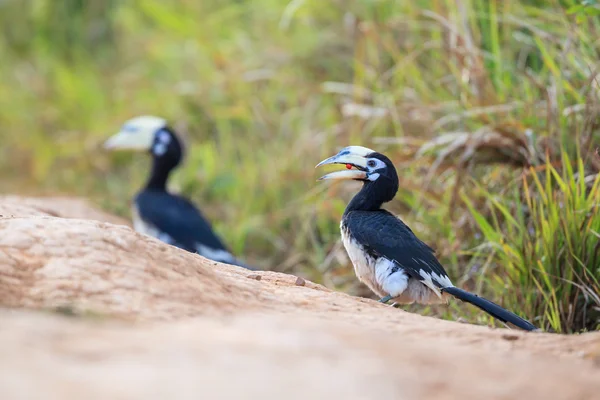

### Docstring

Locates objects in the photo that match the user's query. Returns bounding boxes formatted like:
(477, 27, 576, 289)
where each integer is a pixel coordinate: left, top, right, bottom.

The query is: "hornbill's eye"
(367, 160, 377, 168)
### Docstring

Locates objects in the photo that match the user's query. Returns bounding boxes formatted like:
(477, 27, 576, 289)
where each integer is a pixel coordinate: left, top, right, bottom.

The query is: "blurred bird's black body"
(106, 117, 250, 269)
(317, 146, 537, 331)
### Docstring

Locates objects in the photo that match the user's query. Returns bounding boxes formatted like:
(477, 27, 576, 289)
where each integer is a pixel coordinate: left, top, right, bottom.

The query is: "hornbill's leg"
(379, 294, 393, 304)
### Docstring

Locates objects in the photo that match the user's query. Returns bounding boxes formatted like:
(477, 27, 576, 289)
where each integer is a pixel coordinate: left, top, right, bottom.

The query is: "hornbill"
(104, 115, 251, 269)
(316, 145, 537, 331)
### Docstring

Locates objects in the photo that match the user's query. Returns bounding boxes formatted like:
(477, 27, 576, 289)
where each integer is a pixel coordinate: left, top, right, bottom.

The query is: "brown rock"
(0, 195, 130, 226)
(0, 211, 598, 399)
(0, 202, 52, 218)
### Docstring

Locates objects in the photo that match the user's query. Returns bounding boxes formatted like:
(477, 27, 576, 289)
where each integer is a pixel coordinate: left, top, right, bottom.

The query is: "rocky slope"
(0, 199, 598, 399)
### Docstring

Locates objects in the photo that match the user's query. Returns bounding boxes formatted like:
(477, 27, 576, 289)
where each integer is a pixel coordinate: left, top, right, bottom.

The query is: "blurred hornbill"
(316, 145, 537, 331)
(105, 116, 250, 269)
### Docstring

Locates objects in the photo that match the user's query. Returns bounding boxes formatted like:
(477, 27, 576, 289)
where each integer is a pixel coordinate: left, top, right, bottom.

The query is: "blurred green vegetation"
(1, 0, 599, 332)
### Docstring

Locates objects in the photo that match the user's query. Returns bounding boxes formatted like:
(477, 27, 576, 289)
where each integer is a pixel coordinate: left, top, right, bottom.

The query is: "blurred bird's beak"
(104, 130, 154, 151)
(316, 146, 374, 181)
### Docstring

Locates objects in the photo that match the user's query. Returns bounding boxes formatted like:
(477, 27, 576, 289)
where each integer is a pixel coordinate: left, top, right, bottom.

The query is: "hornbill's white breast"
(341, 222, 379, 293)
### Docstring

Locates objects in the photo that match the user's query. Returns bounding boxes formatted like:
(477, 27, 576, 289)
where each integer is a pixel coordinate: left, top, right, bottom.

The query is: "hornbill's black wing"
(344, 210, 452, 291)
(135, 190, 230, 254)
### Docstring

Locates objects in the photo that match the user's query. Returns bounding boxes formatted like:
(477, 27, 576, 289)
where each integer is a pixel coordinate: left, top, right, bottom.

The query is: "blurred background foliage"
(1, 0, 599, 333)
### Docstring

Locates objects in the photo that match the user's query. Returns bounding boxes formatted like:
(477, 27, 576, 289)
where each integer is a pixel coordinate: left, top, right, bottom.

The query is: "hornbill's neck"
(144, 157, 176, 191)
(144, 127, 183, 192)
(344, 178, 398, 215)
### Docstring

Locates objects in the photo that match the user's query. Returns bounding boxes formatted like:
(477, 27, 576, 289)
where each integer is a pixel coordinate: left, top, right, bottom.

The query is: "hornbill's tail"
(442, 286, 537, 331)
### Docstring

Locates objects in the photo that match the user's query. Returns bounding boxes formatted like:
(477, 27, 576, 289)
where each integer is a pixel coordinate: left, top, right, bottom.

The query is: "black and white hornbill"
(316, 145, 537, 331)
(104, 115, 250, 268)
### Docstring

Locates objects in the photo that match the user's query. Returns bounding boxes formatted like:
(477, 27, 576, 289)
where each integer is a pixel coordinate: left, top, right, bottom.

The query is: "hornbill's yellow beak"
(104, 116, 167, 151)
(315, 146, 375, 181)
(104, 129, 155, 151)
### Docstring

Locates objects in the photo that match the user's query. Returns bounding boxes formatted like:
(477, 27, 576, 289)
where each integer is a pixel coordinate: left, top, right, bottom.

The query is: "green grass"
(464, 153, 600, 332)
(1, 0, 599, 332)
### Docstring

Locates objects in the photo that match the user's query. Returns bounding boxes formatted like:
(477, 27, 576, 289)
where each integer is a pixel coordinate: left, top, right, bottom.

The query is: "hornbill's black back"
(316, 145, 537, 331)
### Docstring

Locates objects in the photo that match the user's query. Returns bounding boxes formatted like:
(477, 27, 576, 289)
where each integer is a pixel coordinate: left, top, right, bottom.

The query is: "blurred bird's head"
(104, 116, 184, 167)
(316, 146, 399, 204)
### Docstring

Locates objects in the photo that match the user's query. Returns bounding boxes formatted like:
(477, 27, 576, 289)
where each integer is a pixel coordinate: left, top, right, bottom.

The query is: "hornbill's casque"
(105, 116, 250, 269)
(316, 145, 537, 331)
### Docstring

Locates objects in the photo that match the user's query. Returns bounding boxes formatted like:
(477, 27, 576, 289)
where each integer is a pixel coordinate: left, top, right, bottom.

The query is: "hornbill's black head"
(104, 116, 184, 190)
(316, 146, 399, 212)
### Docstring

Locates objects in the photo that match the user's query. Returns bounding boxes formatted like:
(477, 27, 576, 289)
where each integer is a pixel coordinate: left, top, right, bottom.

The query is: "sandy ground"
(0, 199, 598, 400)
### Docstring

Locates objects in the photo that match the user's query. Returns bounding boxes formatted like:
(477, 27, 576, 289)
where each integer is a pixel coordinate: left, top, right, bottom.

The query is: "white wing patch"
(196, 244, 236, 264)
(414, 256, 454, 299)
(432, 271, 453, 288)
(375, 258, 408, 298)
